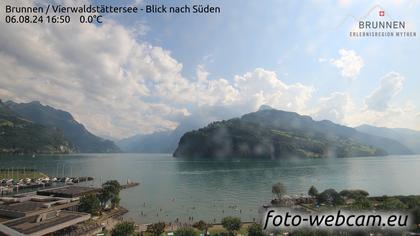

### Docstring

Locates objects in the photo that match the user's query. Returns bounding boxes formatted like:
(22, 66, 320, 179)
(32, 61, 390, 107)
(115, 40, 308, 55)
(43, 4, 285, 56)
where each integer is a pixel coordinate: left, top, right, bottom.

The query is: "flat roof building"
(0, 197, 75, 219)
(36, 186, 100, 198)
(0, 210, 90, 236)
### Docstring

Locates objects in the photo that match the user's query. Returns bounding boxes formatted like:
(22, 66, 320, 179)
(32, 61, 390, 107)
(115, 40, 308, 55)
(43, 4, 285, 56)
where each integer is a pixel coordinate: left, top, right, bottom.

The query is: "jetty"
(121, 180, 140, 189)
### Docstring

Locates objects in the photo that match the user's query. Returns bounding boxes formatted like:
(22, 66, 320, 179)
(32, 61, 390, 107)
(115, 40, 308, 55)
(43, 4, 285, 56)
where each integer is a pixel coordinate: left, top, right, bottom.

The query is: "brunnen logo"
(350, 8, 417, 38)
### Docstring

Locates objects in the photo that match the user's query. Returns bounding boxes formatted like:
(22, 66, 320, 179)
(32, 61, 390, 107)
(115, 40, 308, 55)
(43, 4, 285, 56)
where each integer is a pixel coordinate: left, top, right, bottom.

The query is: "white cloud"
(1, 1, 418, 139)
(312, 72, 420, 131)
(318, 57, 327, 63)
(365, 72, 404, 111)
(0, 1, 314, 138)
(233, 68, 314, 113)
(330, 49, 364, 80)
(0, 1, 191, 138)
(312, 92, 353, 124)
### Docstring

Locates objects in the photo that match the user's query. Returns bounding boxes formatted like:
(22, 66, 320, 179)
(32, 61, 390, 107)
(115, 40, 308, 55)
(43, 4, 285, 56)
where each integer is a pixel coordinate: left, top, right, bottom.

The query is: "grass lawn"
(0, 169, 47, 179)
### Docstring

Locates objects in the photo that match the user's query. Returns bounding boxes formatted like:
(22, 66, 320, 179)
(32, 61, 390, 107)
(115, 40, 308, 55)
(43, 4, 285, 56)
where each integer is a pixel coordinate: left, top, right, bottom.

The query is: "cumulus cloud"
(0, 1, 191, 138)
(0, 1, 314, 138)
(312, 92, 353, 124)
(2, 1, 418, 138)
(233, 69, 314, 113)
(365, 72, 404, 111)
(330, 49, 364, 80)
(313, 72, 419, 131)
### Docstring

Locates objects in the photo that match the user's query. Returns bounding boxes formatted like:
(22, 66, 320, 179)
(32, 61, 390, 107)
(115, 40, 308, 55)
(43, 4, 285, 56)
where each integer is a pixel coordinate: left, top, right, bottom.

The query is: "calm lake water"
(0, 153, 420, 223)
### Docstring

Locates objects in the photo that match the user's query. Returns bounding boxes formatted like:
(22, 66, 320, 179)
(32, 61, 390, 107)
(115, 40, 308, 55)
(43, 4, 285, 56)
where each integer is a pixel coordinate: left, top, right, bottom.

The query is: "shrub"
(317, 189, 345, 205)
(175, 227, 197, 236)
(112, 221, 135, 236)
(247, 223, 265, 236)
(147, 222, 166, 236)
(221, 216, 241, 235)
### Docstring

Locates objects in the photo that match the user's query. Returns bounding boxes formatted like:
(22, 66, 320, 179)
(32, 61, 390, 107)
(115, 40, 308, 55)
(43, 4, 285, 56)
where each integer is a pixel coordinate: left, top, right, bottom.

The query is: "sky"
(0, 0, 419, 139)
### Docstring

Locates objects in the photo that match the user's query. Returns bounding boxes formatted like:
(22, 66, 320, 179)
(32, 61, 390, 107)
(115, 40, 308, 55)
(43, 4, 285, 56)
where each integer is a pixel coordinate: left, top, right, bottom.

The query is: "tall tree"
(308, 186, 318, 197)
(272, 182, 287, 200)
(100, 180, 121, 209)
(79, 194, 101, 216)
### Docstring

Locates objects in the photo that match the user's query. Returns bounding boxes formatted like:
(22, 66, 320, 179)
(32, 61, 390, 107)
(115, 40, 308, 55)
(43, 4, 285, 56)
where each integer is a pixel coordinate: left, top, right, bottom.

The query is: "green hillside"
(173, 109, 401, 159)
(0, 101, 73, 154)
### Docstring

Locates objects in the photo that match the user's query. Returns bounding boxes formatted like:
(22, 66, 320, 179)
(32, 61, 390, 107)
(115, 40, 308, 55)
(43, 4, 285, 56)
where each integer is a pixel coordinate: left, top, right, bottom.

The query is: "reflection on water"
(0, 153, 419, 223)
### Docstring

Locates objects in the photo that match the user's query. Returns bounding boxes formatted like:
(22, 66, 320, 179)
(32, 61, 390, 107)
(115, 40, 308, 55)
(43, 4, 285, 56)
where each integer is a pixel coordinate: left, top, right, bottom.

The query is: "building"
(0, 186, 101, 236)
(0, 210, 90, 236)
(36, 186, 101, 199)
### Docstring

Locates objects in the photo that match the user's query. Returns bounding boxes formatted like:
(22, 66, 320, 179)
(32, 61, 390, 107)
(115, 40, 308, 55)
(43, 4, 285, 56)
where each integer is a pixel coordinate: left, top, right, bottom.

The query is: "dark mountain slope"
(6, 101, 120, 153)
(0, 100, 73, 154)
(174, 109, 411, 159)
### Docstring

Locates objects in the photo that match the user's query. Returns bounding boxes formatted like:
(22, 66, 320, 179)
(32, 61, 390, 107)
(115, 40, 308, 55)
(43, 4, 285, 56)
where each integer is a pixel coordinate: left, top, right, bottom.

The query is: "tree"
(112, 221, 135, 236)
(175, 227, 197, 236)
(111, 195, 121, 208)
(339, 189, 369, 200)
(381, 198, 408, 210)
(350, 197, 372, 210)
(317, 189, 344, 206)
(79, 194, 101, 216)
(247, 223, 265, 236)
(193, 220, 210, 235)
(272, 182, 287, 200)
(221, 217, 241, 235)
(100, 180, 121, 209)
(308, 186, 318, 198)
(147, 222, 166, 236)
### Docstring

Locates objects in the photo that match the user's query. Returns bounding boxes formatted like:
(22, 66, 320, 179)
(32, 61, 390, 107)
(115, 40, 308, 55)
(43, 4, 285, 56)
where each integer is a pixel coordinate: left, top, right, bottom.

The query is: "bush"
(308, 186, 318, 197)
(147, 222, 166, 236)
(193, 220, 210, 231)
(350, 197, 372, 210)
(221, 216, 241, 235)
(175, 227, 197, 236)
(112, 221, 135, 236)
(317, 189, 345, 205)
(401, 196, 420, 209)
(247, 223, 265, 236)
(381, 198, 408, 210)
(339, 189, 369, 200)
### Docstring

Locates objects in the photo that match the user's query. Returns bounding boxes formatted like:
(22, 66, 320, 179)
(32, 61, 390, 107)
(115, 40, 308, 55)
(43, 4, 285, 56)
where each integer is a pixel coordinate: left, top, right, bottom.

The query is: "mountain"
(356, 124, 420, 153)
(0, 100, 73, 154)
(118, 131, 176, 153)
(5, 101, 120, 153)
(117, 112, 209, 153)
(174, 109, 412, 159)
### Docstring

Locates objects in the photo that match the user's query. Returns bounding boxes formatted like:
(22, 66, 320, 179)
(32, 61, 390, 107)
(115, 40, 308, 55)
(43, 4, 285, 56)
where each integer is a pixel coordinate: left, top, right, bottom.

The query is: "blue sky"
(0, 0, 419, 138)
(128, 0, 419, 99)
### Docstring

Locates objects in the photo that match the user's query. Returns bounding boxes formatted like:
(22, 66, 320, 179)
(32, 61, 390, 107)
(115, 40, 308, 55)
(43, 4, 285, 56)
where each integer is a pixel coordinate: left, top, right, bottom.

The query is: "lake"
(0, 153, 419, 223)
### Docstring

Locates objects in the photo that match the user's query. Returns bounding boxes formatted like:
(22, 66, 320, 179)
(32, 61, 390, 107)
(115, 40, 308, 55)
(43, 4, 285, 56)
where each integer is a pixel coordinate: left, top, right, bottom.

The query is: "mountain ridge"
(0, 100, 73, 154)
(356, 124, 420, 154)
(173, 109, 412, 158)
(5, 100, 120, 153)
